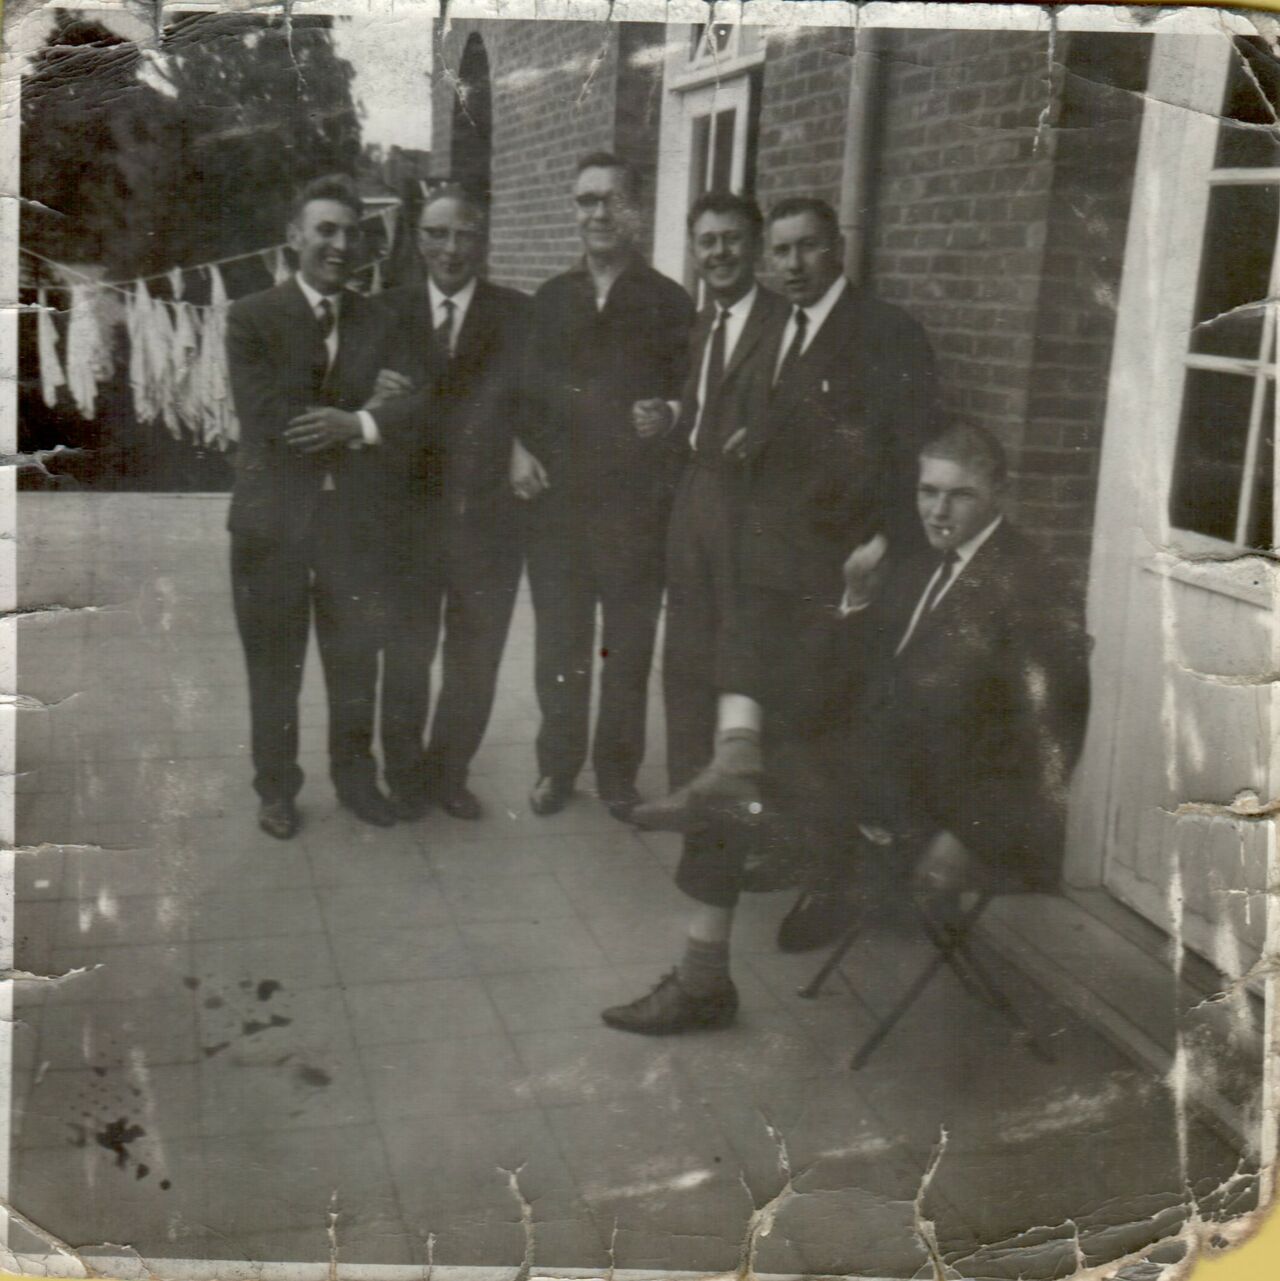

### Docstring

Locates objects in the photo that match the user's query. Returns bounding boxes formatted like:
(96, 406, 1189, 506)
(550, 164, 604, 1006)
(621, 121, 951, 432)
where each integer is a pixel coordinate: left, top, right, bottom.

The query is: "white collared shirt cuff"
(838, 593, 872, 618)
(355, 410, 380, 448)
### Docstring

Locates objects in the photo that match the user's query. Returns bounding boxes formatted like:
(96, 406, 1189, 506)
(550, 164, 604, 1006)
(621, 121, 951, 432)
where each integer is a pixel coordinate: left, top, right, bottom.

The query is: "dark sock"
(677, 936, 731, 995)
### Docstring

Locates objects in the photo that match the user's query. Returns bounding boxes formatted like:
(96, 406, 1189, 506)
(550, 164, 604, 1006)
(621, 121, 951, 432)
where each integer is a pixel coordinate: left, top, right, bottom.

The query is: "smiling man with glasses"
(516, 152, 695, 822)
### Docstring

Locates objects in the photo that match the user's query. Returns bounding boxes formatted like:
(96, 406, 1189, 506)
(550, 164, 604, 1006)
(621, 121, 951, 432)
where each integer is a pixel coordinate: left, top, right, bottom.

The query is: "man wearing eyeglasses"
(372, 186, 531, 821)
(516, 152, 695, 821)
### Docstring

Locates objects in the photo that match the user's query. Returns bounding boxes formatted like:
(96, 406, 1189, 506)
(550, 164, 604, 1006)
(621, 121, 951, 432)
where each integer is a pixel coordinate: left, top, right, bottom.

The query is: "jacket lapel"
(723, 287, 781, 385)
(453, 281, 497, 372)
(767, 284, 856, 421)
(899, 524, 1010, 654)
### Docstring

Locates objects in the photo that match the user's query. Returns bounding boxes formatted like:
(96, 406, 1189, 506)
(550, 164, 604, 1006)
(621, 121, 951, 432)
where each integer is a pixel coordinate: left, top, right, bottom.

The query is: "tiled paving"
(8, 494, 1256, 1277)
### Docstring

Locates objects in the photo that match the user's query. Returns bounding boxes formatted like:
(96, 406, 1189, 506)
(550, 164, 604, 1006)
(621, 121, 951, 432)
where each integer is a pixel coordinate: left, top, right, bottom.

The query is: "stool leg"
(849, 937, 957, 1070)
(797, 913, 864, 999)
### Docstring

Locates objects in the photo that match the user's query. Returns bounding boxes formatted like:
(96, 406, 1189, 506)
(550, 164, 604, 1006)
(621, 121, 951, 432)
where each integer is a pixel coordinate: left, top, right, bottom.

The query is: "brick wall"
(433, 19, 666, 295)
(867, 29, 1147, 576)
(755, 27, 855, 218)
(1021, 33, 1152, 568)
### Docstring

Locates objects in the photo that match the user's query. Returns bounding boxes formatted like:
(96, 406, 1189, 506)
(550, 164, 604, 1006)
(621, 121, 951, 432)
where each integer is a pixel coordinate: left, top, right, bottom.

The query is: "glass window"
(1170, 43, 1280, 551)
(1188, 183, 1278, 359)
(1170, 370, 1263, 543)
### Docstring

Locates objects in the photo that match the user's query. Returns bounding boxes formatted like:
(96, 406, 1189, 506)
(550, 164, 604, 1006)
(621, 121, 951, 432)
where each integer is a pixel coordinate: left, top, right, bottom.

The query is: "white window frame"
(652, 24, 764, 283)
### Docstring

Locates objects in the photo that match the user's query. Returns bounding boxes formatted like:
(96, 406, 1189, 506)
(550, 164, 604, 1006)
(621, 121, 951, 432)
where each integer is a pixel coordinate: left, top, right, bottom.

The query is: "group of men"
(226, 154, 1091, 1035)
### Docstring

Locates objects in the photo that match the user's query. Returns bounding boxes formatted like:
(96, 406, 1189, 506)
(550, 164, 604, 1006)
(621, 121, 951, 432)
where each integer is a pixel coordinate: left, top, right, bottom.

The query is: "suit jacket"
(848, 520, 1092, 890)
(521, 255, 694, 520)
(376, 280, 531, 525)
(226, 279, 398, 545)
(673, 285, 790, 476)
(732, 283, 941, 604)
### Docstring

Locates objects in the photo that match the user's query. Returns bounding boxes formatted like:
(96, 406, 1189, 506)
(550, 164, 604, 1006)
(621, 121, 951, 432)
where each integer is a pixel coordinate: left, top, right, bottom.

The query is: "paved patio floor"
(7, 494, 1256, 1278)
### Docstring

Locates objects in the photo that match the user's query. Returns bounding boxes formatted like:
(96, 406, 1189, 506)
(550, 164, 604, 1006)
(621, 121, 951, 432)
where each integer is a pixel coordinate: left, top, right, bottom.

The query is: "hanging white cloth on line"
(37, 287, 66, 409)
(65, 284, 112, 420)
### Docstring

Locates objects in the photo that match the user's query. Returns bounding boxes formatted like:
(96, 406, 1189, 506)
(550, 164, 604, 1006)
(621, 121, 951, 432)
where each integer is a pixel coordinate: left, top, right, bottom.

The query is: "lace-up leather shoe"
(601, 970, 738, 1035)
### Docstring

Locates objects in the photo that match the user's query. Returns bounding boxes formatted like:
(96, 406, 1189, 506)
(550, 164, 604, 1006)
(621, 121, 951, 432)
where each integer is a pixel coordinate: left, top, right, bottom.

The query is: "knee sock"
(677, 936, 732, 994)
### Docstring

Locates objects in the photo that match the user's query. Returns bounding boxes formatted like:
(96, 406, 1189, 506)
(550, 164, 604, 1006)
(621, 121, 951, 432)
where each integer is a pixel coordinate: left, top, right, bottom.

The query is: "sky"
(333, 13, 434, 152)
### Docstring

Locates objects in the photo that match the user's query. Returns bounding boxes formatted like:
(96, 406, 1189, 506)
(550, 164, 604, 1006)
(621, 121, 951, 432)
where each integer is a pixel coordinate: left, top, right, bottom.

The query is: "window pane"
(1188, 182, 1278, 359)
(1246, 380, 1275, 550)
(690, 115, 711, 196)
(1170, 369, 1260, 542)
(712, 108, 736, 192)
(1216, 38, 1280, 168)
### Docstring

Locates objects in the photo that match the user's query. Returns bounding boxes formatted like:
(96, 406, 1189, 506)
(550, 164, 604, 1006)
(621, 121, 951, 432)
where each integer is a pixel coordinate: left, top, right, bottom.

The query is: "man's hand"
(510, 438, 549, 501)
(632, 398, 674, 440)
(363, 369, 415, 412)
(841, 532, 889, 611)
(912, 830, 976, 900)
(284, 408, 363, 453)
(721, 426, 748, 460)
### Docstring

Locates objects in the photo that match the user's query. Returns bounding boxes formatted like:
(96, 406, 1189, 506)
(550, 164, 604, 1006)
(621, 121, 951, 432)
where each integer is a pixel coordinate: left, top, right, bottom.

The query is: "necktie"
(922, 550, 961, 615)
(316, 297, 335, 341)
(435, 298, 456, 359)
(694, 306, 731, 451)
(773, 307, 808, 391)
(896, 550, 961, 655)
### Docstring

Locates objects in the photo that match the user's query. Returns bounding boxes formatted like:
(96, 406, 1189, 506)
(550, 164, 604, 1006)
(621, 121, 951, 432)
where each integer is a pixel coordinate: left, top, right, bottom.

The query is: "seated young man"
(607, 424, 1091, 1034)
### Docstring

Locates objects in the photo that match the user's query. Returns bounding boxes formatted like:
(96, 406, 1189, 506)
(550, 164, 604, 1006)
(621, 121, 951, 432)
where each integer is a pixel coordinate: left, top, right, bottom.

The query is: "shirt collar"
(792, 274, 847, 333)
(951, 515, 1004, 570)
(295, 274, 341, 316)
(716, 282, 758, 322)
(428, 275, 478, 319)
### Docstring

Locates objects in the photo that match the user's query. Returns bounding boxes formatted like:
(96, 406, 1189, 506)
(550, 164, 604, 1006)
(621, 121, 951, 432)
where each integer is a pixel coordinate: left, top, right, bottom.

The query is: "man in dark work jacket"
(516, 152, 694, 821)
(374, 187, 530, 821)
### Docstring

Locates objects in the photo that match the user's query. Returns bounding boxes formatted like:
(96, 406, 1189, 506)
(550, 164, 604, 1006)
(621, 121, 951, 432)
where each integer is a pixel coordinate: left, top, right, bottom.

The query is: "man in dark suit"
(839, 424, 1091, 905)
(374, 187, 530, 821)
(611, 198, 939, 1033)
(227, 174, 404, 838)
(517, 152, 694, 821)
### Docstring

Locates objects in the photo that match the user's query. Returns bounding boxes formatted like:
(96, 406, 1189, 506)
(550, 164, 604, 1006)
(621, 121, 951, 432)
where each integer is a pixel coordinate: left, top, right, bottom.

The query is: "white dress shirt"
(428, 275, 477, 355)
(893, 515, 1004, 654)
(773, 274, 848, 380)
(295, 275, 340, 367)
(689, 283, 759, 446)
(293, 275, 383, 453)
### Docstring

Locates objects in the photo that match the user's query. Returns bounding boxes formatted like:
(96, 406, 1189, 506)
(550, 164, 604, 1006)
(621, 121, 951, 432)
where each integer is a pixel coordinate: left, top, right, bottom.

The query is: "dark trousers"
(381, 508, 522, 795)
(230, 506, 382, 803)
(678, 584, 857, 906)
(524, 497, 666, 791)
(665, 464, 752, 908)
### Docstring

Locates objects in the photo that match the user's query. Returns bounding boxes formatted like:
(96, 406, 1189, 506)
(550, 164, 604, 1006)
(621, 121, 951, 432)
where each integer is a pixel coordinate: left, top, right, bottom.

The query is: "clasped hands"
(283, 368, 415, 453)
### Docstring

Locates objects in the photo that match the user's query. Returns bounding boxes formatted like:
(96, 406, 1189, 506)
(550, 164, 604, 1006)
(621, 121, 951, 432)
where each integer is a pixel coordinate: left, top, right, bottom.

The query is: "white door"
(1068, 33, 1277, 981)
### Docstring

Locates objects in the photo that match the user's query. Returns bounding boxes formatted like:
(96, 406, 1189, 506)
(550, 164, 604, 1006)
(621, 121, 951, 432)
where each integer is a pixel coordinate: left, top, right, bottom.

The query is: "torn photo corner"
(1, 0, 1278, 1277)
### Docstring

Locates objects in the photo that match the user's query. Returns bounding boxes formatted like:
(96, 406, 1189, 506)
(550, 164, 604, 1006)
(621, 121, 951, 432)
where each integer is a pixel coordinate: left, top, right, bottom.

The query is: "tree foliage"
(23, 12, 362, 279)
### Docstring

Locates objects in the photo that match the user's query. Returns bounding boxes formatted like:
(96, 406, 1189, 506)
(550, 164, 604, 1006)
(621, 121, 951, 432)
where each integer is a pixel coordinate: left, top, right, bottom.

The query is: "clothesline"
(30, 202, 402, 450)
(20, 201, 400, 307)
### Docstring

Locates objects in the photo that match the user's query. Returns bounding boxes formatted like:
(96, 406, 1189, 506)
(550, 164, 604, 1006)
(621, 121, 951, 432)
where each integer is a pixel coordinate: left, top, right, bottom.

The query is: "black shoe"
(529, 776, 573, 817)
(337, 781, 397, 828)
(601, 970, 738, 1035)
(600, 783, 642, 823)
(777, 888, 853, 953)
(388, 788, 432, 822)
(437, 784, 483, 821)
(258, 798, 300, 841)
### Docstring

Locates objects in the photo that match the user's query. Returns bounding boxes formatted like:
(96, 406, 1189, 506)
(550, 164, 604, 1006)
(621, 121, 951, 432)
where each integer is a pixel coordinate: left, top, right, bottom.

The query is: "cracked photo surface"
(1, 2, 1277, 1278)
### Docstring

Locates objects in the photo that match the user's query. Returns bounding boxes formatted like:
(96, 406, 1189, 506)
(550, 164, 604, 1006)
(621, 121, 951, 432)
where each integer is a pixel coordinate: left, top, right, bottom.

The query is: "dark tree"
(22, 11, 362, 280)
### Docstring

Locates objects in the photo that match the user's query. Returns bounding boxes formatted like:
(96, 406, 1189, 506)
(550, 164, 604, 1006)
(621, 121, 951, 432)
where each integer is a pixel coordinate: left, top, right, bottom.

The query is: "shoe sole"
(601, 1010, 737, 1035)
